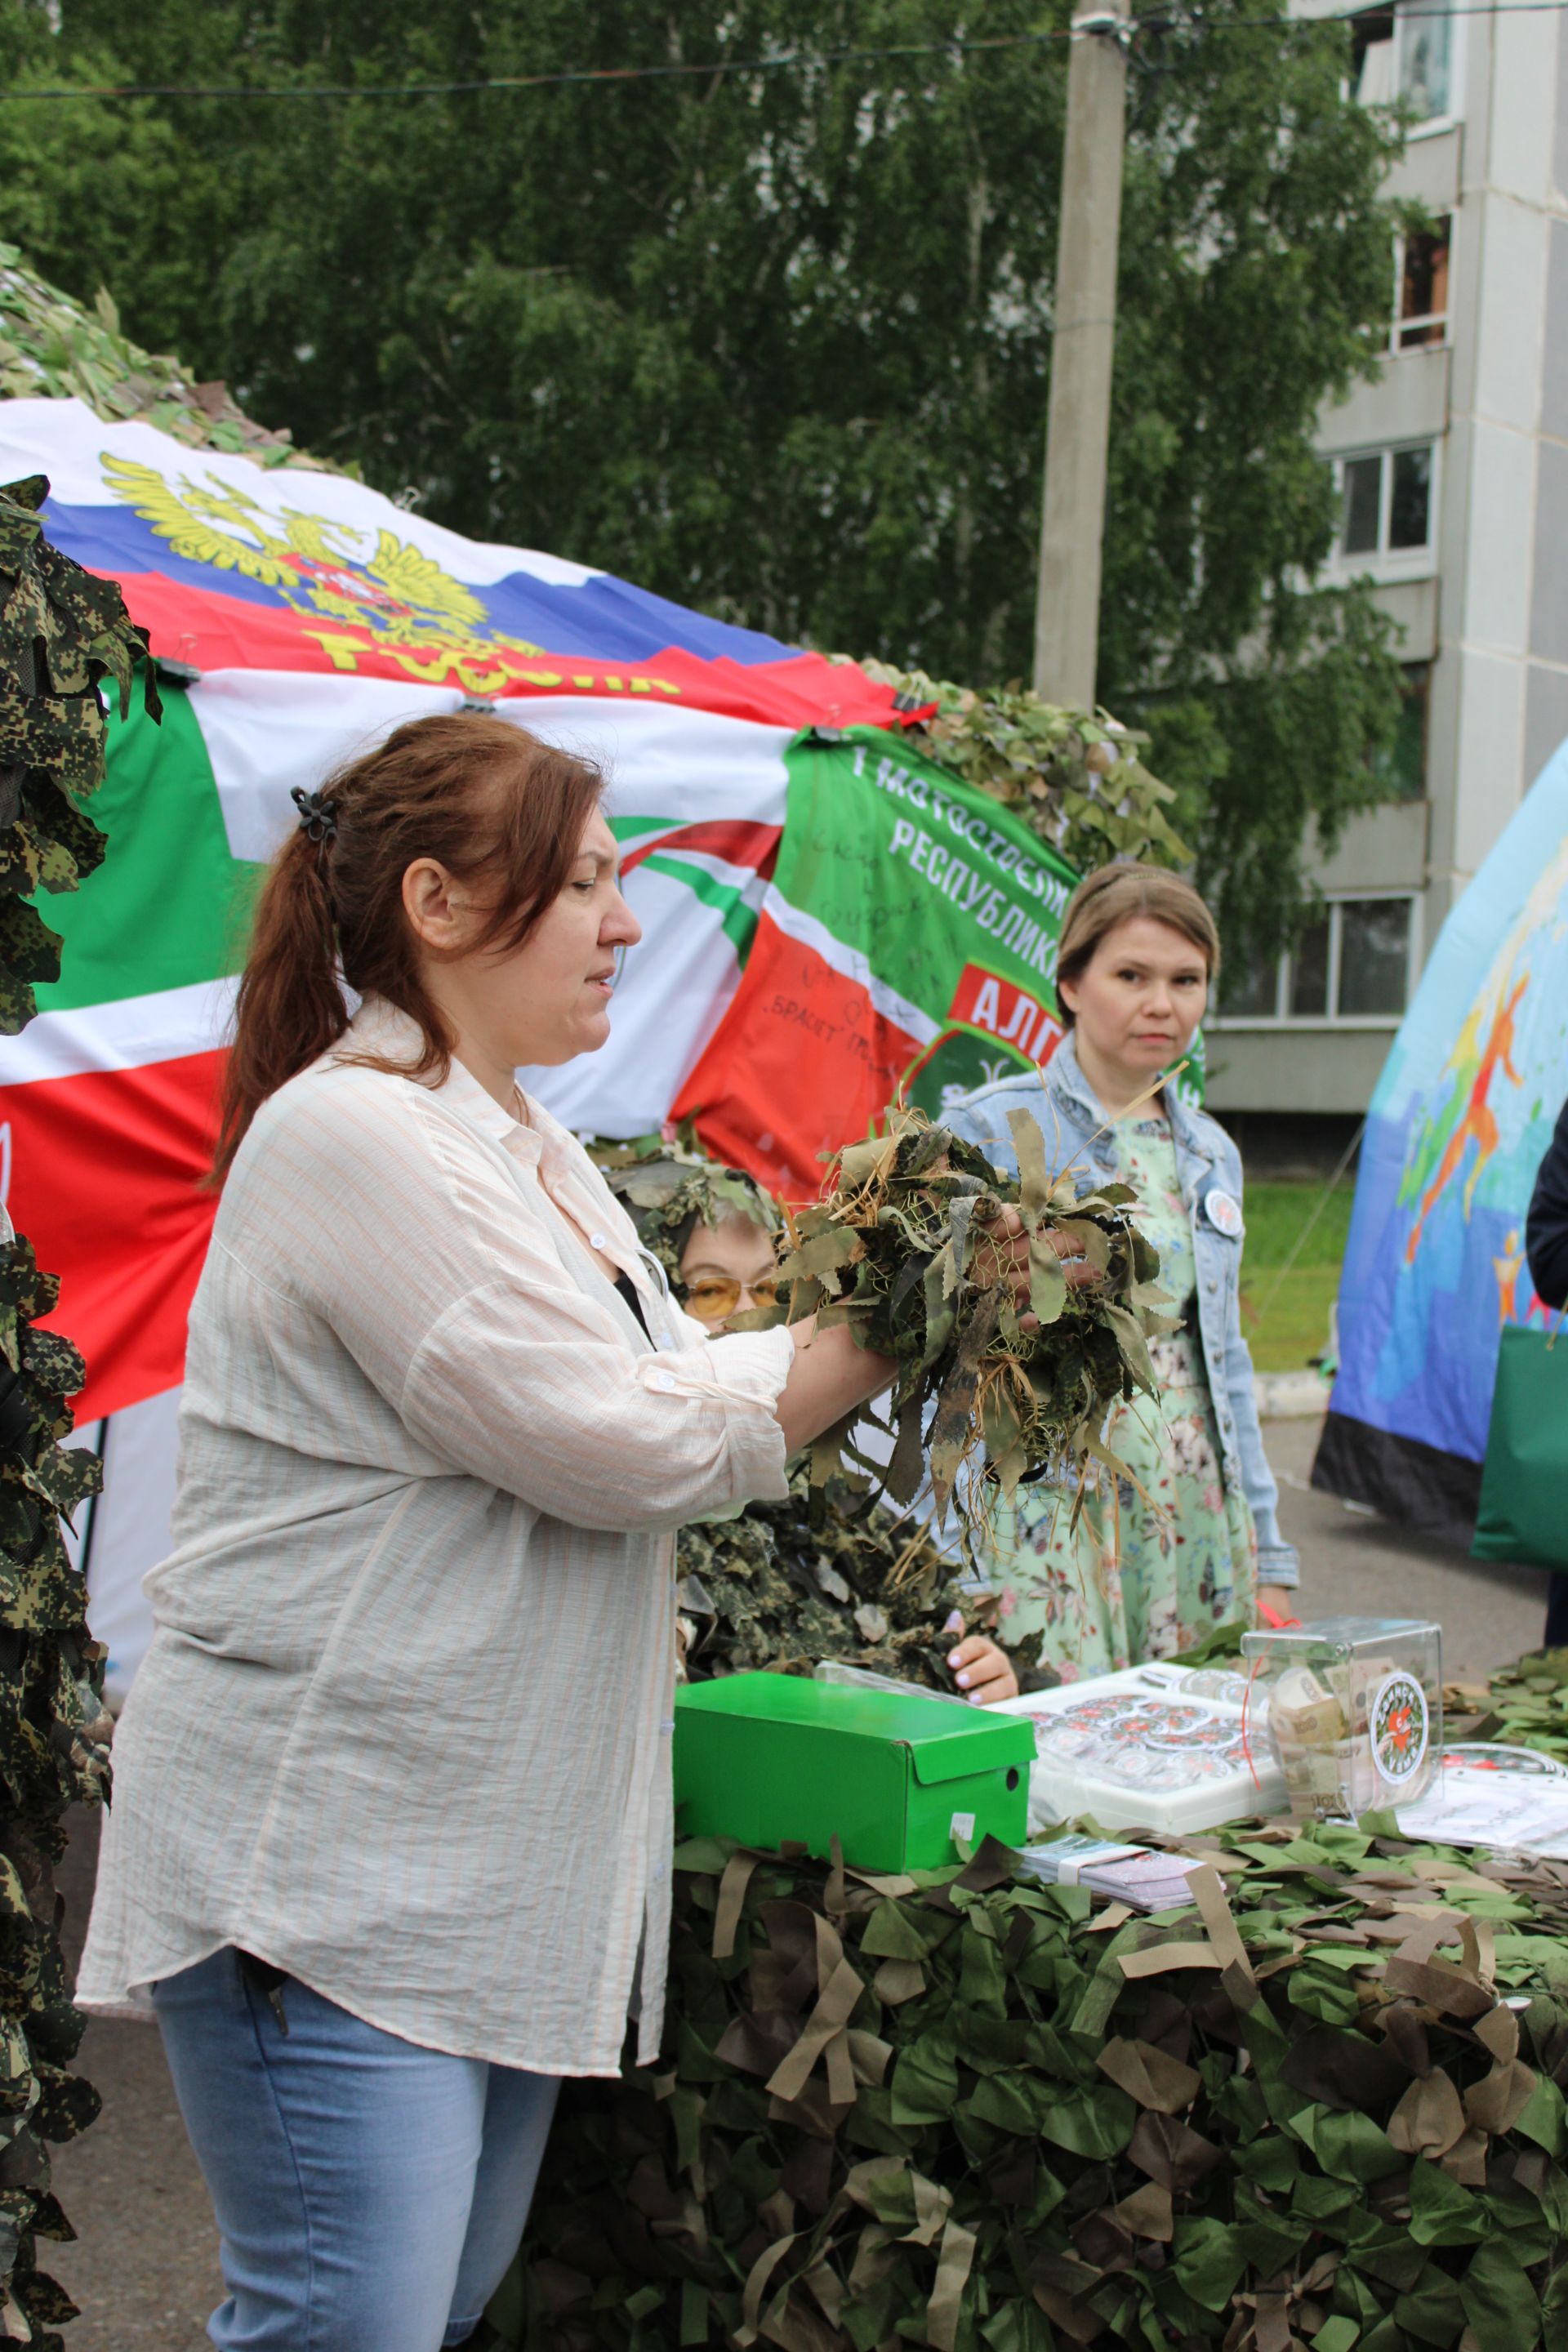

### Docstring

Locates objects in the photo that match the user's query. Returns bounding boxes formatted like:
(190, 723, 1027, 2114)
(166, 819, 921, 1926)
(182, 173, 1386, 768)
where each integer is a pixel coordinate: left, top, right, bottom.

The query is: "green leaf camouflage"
(0, 247, 341, 472)
(483, 1702, 1568, 2352)
(853, 659, 1192, 882)
(0, 471, 159, 1034)
(595, 1132, 783, 1291)
(0, 486, 154, 2346)
(592, 1132, 1047, 1695)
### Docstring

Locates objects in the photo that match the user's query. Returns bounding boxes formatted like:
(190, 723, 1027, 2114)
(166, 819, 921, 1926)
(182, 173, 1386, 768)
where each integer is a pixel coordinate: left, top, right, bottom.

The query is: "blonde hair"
(1054, 864, 1220, 1027)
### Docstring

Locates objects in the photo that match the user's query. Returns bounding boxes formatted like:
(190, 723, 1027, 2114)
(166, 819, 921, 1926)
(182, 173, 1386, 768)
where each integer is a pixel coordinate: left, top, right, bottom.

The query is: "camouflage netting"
(591, 1135, 1044, 1698)
(0, 474, 158, 2344)
(595, 1134, 782, 1293)
(678, 1465, 1043, 1696)
(0, 245, 338, 471)
(484, 1659, 1568, 2352)
(0, 474, 158, 1031)
(850, 657, 1190, 883)
(768, 1105, 1174, 1544)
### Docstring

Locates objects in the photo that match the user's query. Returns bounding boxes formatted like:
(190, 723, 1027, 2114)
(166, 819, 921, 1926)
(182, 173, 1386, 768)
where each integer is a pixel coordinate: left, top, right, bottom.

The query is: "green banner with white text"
(675, 726, 1085, 1193)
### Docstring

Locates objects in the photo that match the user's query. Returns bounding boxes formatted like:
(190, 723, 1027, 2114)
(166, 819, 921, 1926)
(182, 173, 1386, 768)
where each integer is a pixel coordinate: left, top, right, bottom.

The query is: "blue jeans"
(153, 1949, 560, 2352)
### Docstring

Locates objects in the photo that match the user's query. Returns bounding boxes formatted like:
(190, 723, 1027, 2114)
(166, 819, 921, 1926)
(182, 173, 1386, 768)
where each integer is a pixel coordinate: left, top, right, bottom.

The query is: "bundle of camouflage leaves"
(676, 1467, 1043, 1693)
(0, 474, 157, 2345)
(773, 1102, 1172, 1544)
(590, 1134, 1041, 1694)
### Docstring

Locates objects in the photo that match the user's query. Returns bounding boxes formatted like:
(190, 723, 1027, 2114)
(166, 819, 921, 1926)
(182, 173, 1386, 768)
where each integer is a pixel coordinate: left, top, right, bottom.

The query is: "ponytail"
(213, 713, 604, 1182)
(215, 831, 346, 1179)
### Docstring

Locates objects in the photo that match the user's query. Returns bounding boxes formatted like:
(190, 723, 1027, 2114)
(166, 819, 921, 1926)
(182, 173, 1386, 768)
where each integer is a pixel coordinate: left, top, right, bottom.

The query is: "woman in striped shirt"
(81, 712, 1044, 2352)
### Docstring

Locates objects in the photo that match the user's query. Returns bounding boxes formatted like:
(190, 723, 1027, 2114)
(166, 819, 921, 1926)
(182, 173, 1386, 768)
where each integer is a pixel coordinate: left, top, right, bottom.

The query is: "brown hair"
(1054, 863, 1221, 1027)
(215, 712, 603, 1177)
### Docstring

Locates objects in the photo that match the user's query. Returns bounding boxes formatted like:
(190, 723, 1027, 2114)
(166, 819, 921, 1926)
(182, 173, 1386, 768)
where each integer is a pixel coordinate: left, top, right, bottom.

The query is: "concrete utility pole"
(1032, 1, 1132, 710)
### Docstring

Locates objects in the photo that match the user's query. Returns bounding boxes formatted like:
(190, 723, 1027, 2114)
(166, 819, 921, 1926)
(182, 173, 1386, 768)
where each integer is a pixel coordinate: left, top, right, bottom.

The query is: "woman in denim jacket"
(942, 864, 1299, 1678)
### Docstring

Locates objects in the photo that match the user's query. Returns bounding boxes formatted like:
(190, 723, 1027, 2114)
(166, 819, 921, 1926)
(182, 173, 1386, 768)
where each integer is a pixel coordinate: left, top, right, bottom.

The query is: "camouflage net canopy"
(486, 1650, 1568, 2352)
(0, 477, 156, 2343)
(853, 657, 1192, 883)
(0, 244, 338, 471)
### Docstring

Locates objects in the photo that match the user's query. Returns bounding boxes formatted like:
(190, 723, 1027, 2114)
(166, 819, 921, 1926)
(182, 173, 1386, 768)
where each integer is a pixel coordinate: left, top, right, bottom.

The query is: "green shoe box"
(673, 1673, 1034, 1872)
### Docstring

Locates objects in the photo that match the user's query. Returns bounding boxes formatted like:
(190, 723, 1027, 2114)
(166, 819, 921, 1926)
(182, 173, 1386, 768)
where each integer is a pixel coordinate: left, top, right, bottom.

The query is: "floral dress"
(986, 1116, 1259, 1682)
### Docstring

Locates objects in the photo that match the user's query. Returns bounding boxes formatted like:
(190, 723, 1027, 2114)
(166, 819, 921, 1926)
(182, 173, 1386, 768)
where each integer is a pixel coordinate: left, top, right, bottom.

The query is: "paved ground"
(47, 1414, 1557, 2350)
(52, 1806, 221, 2350)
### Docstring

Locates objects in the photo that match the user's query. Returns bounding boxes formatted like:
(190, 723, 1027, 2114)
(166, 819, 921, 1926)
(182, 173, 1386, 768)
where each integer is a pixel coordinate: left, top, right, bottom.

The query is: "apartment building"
(1206, 0, 1568, 1154)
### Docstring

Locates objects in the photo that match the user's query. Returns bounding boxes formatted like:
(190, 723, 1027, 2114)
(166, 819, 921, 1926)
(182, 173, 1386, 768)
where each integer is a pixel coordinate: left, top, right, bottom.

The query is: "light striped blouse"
(78, 998, 794, 2074)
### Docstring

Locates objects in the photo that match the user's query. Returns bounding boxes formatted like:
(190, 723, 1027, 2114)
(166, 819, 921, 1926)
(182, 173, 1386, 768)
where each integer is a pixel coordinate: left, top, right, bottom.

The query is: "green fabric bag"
(1473, 1323, 1568, 1566)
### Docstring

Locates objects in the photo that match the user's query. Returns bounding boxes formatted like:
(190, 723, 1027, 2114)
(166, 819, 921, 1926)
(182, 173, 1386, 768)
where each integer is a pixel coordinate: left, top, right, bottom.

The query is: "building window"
(1339, 898, 1411, 1015)
(1351, 1, 1456, 124)
(1370, 663, 1429, 801)
(1216, 896, 1417, 1026)
(1400, 0, 1454, 122)
(1332, 443, 1436, 571)
(1289, 916, 1332, 1018)
(1394, 217, 1450, 350)
(1219, 949, 1279, 1020)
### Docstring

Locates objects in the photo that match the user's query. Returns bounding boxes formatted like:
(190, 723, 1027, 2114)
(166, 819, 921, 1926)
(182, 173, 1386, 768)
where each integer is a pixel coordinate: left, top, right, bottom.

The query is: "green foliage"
(773, 1103, 1175, 1536)
(1145, 588, 1409, 960)
(488, 1797, 1568, 2352)
(0, 479, 156, 2345)
(1238, 1178, 1357, 1374)
(7, 0, 1406, 948)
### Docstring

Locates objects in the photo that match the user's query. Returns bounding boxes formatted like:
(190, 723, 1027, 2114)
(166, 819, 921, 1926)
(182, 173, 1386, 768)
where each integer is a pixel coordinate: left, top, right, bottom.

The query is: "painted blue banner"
(1321, 741, 1568, 1532)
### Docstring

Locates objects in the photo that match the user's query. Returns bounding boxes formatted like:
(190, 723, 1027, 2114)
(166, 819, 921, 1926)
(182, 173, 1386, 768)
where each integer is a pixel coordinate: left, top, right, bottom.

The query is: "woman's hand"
(974, 1205, 1098, 1325)
(944, 1618, 1020, 1704)
(1257, 1585, 1299, 1628)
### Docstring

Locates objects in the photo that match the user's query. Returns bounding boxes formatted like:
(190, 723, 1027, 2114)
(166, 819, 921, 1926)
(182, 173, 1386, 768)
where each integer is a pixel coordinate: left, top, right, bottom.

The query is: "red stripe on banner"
(7, 1054, 222, 1422)
(621, 820, 782, 879)
(108, 571, 907, 729)
(671, 910, 922, 1200)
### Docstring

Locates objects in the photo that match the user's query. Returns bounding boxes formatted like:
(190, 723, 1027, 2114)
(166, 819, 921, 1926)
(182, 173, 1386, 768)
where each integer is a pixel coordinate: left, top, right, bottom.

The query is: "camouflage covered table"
(484, 1783, 1568, 2352)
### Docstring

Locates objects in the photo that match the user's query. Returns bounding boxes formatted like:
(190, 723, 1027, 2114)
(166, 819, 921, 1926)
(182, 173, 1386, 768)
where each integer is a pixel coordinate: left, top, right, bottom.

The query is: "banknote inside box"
(1241, 1614, 1442, 1823)
(672, 1673, 1034, 1872)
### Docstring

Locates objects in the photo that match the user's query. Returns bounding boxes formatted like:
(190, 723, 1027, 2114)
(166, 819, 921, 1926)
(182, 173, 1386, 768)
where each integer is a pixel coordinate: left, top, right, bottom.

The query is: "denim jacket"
(942, 1032, 1298, 1586)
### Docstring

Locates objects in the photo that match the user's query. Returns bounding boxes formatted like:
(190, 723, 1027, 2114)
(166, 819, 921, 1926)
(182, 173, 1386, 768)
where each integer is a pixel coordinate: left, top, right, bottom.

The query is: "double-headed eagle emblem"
(101, 452, 546, 686)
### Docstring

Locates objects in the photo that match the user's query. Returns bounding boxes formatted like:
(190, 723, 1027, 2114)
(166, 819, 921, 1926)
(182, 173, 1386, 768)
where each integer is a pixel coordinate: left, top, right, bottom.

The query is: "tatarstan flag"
(0, 397, 905, 1421)
(674, 727, 1082, 1193)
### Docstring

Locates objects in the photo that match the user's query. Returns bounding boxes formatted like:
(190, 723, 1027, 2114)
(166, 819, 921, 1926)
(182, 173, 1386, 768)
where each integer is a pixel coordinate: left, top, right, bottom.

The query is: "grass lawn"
(1237, 1178, 1356, 1374)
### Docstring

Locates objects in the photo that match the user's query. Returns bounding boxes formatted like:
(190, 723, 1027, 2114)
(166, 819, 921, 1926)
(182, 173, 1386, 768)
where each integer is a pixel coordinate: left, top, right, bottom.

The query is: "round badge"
(1203, 1187, 1245, 1238)
(1371, 1671, 1429, 1785)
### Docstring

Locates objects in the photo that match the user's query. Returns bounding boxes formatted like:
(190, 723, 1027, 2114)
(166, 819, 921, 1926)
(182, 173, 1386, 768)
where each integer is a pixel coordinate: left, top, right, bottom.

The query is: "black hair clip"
(291, 785, 339, 844)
